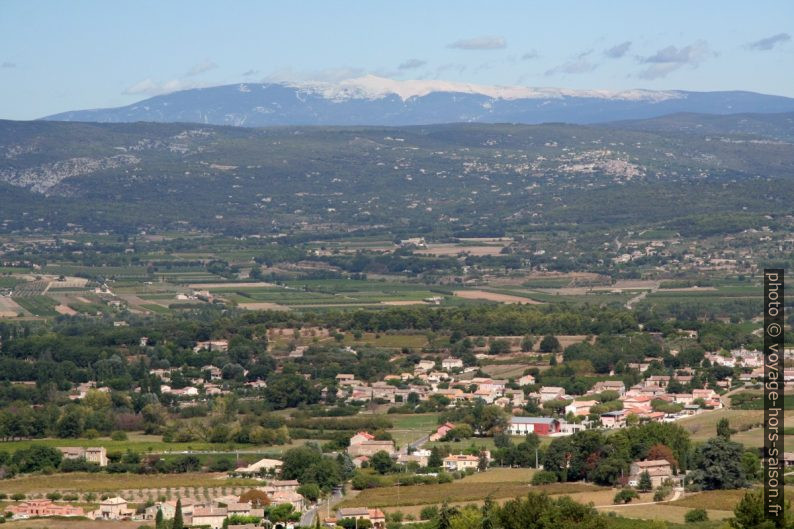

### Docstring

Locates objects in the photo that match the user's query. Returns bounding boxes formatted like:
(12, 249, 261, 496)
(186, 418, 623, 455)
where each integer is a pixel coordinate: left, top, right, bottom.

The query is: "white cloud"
(604, 41, 631, 59)
(398, 58, 426, 70)
(185, 59, 218, 77)
(746, 33, 791, 51)
(447, 36, 506, 50)
(1, 61, 16, 68)
(546, 50, 597, 76)
(521, 50, 539, 60)
(241, 69, 259, 77)
(638, 40, 712, 79)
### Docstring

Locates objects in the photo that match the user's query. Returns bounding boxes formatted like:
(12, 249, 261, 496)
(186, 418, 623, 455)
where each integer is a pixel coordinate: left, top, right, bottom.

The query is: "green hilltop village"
(0, 116, 792, 529)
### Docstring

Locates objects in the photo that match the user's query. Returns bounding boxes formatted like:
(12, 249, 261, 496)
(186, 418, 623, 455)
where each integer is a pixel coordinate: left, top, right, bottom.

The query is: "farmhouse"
(235, 457, 283, 475)
(191, 507, 228, 529)
(193, 340, 229, 353)
(429, 422, 456, 441)
(537, 386, 567, 402)
(443, 454, 480, 472)
(508, 416, 561, 436)
(7, 499, 84, 518)
(442, 358, 463, 370)
(517, 374, 536, 386)
(58, 446, 108, 467)
(629, 459, 673, 488)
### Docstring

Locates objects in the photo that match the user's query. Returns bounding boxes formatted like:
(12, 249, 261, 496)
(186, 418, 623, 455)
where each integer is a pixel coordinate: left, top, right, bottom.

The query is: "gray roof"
(510, 416, 558, 424)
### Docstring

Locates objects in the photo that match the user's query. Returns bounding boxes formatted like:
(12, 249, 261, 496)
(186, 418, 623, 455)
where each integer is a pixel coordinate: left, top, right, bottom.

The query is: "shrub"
(684, 508, 708, 523)
(111, 431, 128, 441)
(530, 470, 558, 486)
(420, 506, 438, 520)
(613, 488, 639, 504)
(653, 486, 672, 502)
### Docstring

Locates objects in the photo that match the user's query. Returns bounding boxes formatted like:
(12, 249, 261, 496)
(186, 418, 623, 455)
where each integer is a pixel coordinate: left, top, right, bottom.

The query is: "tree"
(428, 446, 443, 468)
(637, 470, 652, 492)
(691, 437, 748, 490)
(729, 489, 768, 529)
(521, 335, 535, 353)
(646, 443, 678, 470)
(172, 498, 184, 529)
(297, 483, 321, 502)
(239, 488, 270, 507)
(477, 451, 489, 472)
(717, 418, 732, 440)
(155, 507, 164, 529)
(481, 496, 496, 529)
(438, 501, 457, 529)
(740, 451, 761, 482)
(371, 450, 394, 474)
(539, 335, 561, 353)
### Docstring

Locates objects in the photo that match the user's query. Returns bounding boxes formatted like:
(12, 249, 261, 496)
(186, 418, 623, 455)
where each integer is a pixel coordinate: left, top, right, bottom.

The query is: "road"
(301, 490, 344, 527)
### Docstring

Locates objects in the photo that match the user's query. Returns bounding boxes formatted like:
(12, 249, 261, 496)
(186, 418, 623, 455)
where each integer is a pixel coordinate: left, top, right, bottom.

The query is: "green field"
(12, 295, 60, 316)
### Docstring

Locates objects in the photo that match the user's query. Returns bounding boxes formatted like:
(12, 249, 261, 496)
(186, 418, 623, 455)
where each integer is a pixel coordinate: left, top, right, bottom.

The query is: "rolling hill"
(1, 114, 793, 236)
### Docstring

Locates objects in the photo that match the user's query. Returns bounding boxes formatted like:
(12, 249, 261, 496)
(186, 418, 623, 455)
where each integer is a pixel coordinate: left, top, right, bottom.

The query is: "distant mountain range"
(42, 75, 794, 127)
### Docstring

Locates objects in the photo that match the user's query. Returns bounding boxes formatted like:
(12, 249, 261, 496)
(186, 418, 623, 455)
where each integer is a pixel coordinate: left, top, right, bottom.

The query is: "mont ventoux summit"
(42, 74, 794, 127)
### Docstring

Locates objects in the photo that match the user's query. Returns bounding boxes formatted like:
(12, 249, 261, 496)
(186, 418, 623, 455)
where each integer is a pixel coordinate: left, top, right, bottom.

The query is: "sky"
(1, 0, 793, 120)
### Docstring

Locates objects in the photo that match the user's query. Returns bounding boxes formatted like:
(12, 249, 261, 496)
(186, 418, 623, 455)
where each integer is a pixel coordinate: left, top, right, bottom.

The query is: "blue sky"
(1, 0, 793, 120)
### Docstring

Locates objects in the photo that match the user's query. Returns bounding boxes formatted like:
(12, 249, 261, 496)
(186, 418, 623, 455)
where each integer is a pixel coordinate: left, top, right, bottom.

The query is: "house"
(517, 374, 536, 386)
(143, 499, 201, 521)
(191, 507, 228, 529)
(337, 508, 386, 529)
(415, 360, 436, 373)
(58, 446, 108, 467)
(589, 380, 626, 396)
(93, 497, 133, 520)
(443, 454, 480, 472)
(442, 358, 463, 370)
(600, 410, 626, 429)
(336, 374, 356, 385)
(645, 375, 670, 388)
(348, 440, 396, 458)
(538, 386, 567, 402)
(270, 490, 306, 512)
(629, 459, 673, 488)
(265, 479, 300, 493)
(7, 500, 84, 518)
(564, 400, 598, 417)
(508, 416, 561, 436)
(429, 422, 456, 442)
(397, 449, 431, 467)
(349, 431, 375, 445)
(193, 340, 229, 353)
(235, 458, 283, 475)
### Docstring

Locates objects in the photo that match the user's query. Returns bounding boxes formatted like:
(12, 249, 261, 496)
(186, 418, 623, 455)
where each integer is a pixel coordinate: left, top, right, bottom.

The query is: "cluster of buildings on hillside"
(507, 376, 724, 436)
(6, 480, 306, 529)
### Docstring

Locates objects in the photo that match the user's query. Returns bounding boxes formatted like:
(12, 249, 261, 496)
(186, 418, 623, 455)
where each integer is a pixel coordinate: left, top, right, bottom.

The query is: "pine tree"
(638, 470, 652, 492)
(428, 446, 443, 468)
(172, 498, 184, 529)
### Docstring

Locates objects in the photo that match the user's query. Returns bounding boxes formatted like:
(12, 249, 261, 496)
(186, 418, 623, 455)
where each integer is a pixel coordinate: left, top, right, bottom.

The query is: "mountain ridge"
(42, 77, 794, 127)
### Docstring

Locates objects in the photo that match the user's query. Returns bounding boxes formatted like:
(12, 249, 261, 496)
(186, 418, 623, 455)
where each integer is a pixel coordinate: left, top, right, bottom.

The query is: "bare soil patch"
(454, 290, 542, 304)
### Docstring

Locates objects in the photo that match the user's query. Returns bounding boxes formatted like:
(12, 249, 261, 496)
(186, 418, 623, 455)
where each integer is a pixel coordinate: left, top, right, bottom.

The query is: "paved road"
(300, 490, 344, 527)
